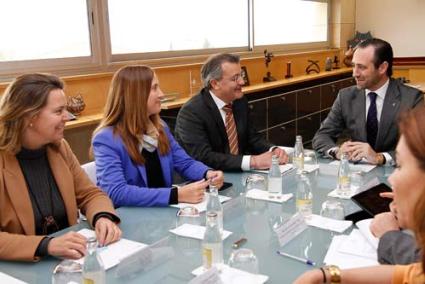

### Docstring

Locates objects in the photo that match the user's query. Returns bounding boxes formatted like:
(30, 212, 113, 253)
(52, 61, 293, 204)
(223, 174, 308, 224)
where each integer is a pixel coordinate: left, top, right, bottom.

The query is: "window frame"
(0, 0, 330, 81)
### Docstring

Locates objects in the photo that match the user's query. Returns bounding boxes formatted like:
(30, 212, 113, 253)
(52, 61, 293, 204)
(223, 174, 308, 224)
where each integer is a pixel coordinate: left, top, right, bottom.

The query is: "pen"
(233, 237, 247, 249)
(276, 251, 316, 266)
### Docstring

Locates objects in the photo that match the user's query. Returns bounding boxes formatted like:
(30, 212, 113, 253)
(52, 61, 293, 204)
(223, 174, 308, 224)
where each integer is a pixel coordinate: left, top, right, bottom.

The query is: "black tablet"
(350, 183, 392, 217)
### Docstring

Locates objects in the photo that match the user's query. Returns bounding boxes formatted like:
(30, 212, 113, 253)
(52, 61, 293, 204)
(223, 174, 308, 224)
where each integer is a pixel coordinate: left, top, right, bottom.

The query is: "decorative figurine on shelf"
(344, 31, 373, 67)
(333, 55, 340, 69)
(66, 93, 86, 117)
(285, 61, 293, 79)
(305, 60, 320, 74)
(263, 71, 276, 82)
(343, 46, 355, 67)
(325, 57, 333, 71)
(263, 49, 277, 82)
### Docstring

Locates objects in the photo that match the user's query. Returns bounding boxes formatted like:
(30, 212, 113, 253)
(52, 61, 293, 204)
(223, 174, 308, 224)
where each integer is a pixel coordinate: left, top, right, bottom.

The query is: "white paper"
(171, 195, 231, 213)
(306, 214, 352, 233)
(338, 229, 377, 260)
(328, 160, 377, 173)
(327, 188, 356, 199)
(0, 272, 27, 284)
(323, 235, 379, 269)
(355, 218, 379, 249)
(253, 164, 294, 175)
(169, 223, 232, 240)
(75, 229, 148, 270)
(246, 189, 293, 203)
(274, 213, 308, 247)
(191, 265, 269, 284)
(278, 146, 294, 156)
(189, 267, 223, 284)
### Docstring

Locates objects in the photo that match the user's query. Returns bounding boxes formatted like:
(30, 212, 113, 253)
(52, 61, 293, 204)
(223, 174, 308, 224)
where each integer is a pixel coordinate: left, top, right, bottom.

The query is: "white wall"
(356, 0, 425, 57)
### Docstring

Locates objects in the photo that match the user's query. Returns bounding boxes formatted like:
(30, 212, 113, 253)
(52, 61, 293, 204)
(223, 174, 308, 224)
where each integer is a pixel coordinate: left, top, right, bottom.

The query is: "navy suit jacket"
(175, 88, 273, 171)
(92, 123, 209, 207)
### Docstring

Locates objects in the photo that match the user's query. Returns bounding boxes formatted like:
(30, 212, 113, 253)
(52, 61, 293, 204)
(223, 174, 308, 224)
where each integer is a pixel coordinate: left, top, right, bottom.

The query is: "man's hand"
(272, 147, 289, 164)
(250, 151, 273, 169)
(343, 141, 382, 164)
(370, 212, 399, 238)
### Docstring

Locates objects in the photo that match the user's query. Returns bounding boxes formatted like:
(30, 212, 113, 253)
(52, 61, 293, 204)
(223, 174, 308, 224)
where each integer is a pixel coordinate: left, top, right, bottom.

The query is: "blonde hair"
(0, 73, 64, 153)
(93, 65, 169, 164)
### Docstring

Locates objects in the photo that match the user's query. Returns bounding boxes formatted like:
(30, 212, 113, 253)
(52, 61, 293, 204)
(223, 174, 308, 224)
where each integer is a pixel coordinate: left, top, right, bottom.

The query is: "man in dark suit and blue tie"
(313, 38, 423, 165)
(175, 53, 288, 171)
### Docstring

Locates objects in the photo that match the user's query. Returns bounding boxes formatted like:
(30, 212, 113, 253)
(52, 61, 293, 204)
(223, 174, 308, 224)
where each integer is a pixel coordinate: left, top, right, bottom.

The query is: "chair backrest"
(81, 161, 97, 185)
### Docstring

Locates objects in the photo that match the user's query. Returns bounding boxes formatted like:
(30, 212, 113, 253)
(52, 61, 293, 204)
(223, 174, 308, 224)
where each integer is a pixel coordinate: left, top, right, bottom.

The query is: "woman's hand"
(206, 170, 224, 189)
(293, 269, 323, 284)
(95, 217, 122, 247)
(178, 179, 209, 203)
(47, 231, 87, 259)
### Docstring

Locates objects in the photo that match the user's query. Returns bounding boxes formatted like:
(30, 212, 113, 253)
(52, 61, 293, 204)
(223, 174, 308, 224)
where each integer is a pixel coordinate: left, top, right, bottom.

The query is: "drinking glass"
(303, 150, 319, 174)
(176, 206, 200, 227)
(351, 171, 365, 193)
(245, 174, 267, 192)
(228, 248, 259, 274)
(320, 200, 345, 220)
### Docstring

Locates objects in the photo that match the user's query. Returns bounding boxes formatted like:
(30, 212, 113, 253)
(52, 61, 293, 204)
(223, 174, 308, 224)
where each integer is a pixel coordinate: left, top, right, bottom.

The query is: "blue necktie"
(367, 92, 378, 148)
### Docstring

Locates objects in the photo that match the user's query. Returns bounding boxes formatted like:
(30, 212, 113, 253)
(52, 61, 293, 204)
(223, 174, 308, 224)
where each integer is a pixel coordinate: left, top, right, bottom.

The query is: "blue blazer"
(92, 124, 209, 207)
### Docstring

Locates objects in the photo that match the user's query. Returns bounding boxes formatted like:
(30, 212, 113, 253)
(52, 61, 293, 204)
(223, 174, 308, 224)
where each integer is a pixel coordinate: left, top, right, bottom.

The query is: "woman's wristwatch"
(321, 265, 341, 283)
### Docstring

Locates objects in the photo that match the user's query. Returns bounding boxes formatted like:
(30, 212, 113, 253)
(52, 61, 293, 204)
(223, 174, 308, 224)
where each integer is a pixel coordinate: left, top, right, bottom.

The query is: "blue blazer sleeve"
(92, 127, 171, 207)
(92, 125, 209, 207)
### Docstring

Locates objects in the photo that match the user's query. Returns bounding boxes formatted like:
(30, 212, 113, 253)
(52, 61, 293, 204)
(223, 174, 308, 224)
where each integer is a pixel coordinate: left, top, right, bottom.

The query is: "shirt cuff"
(169, 186, 179, 204)
(382, 152, 393, 166)
(35, 236, 53, 257)
(241, 155, 251, 171)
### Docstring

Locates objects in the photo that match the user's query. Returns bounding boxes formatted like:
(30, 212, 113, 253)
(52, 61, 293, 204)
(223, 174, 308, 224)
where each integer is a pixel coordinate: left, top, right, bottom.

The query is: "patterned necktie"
(366, 92, 378, 148)
(223, 104, 239, 155)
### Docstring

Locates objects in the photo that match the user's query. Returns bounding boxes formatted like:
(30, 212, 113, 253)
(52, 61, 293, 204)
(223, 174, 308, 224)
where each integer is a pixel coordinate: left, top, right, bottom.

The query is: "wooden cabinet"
(268, 91, 296, 127)
(269, 121, 296, 146)
(248, 99, 267, 131)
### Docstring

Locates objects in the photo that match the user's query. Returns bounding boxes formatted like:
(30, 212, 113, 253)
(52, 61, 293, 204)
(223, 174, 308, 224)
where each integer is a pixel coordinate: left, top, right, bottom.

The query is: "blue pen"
(276, 251, 316, 266)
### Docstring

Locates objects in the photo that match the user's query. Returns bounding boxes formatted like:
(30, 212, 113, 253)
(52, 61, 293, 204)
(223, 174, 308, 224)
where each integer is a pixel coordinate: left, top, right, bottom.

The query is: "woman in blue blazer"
(92, 65, 224, 207)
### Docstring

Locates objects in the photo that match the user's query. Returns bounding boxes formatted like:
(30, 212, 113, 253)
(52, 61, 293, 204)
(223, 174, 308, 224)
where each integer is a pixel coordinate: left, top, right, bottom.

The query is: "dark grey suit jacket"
(175, 88, 272, 171)
(378, 230, 421, 265)
(312, 78, 423, 159)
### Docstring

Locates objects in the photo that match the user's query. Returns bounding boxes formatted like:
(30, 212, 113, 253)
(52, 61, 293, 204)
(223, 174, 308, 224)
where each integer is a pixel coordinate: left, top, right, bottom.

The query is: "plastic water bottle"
(296, 173, 313, 219)
(337, 152, 351, 196)
(268, 155, 282, 198)
(82, 237, 105, 284)
(202, 212, 223, 270)
(293, 135, 304, 173)
(206, 185, 223, 234)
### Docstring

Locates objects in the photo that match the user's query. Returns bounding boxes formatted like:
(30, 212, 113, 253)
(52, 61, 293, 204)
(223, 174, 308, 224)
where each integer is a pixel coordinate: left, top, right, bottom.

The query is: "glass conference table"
(0, 160, 394, 284)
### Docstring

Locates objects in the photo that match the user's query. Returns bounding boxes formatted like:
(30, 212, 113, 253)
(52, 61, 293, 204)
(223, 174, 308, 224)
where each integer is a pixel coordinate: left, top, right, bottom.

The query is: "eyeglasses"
(222, 74, 244, 83)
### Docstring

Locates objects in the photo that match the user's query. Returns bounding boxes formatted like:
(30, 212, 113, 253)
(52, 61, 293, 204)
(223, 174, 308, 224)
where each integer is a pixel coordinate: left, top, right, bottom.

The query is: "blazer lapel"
(47, 146, 78, 226)
(202, 90, 230, 151)
(352, 88, 367, 141)
(376, 80, 400, 148)
(3, 153, 35, 235)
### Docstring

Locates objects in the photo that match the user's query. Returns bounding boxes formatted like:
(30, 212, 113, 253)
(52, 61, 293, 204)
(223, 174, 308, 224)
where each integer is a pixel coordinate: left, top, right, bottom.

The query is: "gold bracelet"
(323, 265, 341, 284)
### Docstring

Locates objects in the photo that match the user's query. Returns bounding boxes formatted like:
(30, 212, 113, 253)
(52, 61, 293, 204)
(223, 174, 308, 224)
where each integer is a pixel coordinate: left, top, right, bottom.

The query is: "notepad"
(75, 229, 148, 270)
(191, 265, 268, 284)
(246, 189, 293, 203)
(169, 223, 232, 240)
(170, 195, 231, 213)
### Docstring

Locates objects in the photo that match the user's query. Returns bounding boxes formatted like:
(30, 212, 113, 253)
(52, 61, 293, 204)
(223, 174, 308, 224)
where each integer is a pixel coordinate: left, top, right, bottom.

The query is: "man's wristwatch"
(329, 149, 338, 160)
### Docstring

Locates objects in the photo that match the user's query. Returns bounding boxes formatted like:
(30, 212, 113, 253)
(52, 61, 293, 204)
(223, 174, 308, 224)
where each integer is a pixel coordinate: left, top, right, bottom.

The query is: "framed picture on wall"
(241, 66, 250, 86)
